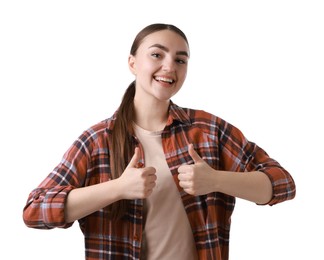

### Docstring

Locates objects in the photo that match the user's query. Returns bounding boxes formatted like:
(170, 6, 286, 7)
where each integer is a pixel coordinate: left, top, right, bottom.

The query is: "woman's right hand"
(117, 147, 157, 199)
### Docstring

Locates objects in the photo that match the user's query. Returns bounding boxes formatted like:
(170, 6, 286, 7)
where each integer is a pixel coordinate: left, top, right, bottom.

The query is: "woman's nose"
(162, 58, 175, 72)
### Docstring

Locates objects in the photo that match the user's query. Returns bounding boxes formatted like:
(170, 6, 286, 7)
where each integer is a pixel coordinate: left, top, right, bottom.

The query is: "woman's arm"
(177, 144, 292, 205)
(65, 147, 157, 222)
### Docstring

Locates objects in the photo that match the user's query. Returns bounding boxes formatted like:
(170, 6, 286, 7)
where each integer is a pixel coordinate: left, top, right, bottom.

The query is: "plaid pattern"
(23, 101, 296, 260)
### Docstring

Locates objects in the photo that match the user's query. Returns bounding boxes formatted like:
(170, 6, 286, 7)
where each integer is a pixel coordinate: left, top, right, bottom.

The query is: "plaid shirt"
(23, 102, 296, 260)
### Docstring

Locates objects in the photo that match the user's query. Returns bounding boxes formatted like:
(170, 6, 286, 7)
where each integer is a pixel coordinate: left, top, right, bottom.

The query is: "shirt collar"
(111, 100, 191, 127)
(166, 100, 191, 126)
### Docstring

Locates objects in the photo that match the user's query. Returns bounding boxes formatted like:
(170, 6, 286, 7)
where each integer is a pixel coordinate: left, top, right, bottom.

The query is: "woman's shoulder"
(175, 104, 224, 125)
(173, 103, 238, 135)
(77, 113, 116, 143)
(91, 116, 115, 132)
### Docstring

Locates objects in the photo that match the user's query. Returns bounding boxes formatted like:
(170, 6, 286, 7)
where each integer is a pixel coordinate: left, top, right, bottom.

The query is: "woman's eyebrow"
(149, 43, 189, 57)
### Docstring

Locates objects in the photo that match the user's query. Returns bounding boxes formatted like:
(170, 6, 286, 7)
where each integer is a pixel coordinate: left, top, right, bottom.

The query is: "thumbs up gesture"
(177, 144, 216, 196)
(118, 147, 157, 199)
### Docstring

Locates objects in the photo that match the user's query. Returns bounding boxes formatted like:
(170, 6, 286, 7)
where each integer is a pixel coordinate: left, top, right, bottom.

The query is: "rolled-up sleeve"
(23, 186, 74, 229)
(250, 145, 296, 205)
(23, 130, 91, 229)
(219, 121, 296, 206)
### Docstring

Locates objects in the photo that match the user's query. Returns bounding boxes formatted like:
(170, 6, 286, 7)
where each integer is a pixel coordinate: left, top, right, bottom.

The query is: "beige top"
(134, 124, 198, 260)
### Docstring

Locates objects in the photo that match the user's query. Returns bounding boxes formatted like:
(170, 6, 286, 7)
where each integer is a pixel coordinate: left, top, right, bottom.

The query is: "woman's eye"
(151, 53, 160, 58)
(176, 59, 186, 64)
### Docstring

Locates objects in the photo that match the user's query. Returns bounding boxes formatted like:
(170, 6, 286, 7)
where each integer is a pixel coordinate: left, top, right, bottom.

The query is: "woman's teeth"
(155, 76, 174, 84)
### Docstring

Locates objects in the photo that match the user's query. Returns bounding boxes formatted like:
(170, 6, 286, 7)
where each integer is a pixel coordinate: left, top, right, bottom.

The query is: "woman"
(23, 23, 296, 260)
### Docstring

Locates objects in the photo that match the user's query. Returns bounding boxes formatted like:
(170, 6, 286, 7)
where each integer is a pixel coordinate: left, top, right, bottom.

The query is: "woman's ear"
(128, 55, 136, 75)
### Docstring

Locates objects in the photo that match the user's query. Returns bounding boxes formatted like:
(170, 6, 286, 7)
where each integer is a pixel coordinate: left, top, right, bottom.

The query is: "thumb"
(126, 147, 141, 169)
(188, 144, 203, 164)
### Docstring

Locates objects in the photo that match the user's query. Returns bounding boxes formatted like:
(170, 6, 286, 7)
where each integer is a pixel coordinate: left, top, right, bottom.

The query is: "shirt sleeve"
(218, 119, 296, 206)
(23, 130, 91, 229)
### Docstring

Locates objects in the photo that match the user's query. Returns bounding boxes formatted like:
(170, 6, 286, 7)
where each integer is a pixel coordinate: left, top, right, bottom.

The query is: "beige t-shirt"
(134, 124, 198, 260)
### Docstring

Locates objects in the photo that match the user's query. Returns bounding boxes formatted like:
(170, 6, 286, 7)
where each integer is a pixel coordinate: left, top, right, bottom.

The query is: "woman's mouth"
(154, 76, 175, 85)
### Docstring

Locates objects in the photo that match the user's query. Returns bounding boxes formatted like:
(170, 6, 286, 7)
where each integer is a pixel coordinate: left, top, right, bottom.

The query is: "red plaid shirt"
(23, 102, 296, 259)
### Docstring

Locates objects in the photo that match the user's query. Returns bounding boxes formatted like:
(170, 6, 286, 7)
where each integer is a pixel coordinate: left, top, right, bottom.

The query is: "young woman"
(23, 23, 296, 260)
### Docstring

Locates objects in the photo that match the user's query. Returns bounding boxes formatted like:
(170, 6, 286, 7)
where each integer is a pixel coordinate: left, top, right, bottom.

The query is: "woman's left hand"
(177, 144, 217, 196)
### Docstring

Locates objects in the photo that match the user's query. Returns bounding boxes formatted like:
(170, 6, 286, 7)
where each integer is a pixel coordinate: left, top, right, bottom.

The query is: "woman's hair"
(109, 23, 188, 220)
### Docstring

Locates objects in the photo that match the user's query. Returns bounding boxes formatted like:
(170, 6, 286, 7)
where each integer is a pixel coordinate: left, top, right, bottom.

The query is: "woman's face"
(129, 29, 189, 103)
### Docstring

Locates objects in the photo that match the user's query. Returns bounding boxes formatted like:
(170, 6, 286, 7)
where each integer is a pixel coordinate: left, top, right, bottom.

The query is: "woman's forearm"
(214, 170, 273, 204)
(65, 179, 122, 223)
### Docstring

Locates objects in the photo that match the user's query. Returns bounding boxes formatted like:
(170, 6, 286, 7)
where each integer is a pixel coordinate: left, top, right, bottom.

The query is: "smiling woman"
(22, 23, 296, 260)
(128, 29, 189, 110)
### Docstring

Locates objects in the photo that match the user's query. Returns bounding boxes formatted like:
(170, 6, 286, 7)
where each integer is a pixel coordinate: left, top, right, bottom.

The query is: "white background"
(1, 0, 323, 259)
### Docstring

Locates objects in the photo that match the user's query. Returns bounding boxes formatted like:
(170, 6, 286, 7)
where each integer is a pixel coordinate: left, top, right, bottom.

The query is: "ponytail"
(108, 81, 136, 220)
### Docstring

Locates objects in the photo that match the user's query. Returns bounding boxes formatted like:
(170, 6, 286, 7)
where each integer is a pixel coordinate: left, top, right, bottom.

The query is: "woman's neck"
(133, 98, 169, 131)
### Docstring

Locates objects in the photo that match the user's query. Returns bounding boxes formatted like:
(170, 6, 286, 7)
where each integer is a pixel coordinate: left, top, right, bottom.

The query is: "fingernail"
(136, 162, 144, 168)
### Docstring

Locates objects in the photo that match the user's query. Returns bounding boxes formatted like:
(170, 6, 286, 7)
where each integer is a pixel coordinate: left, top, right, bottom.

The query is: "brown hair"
(109, 23, 189, 220)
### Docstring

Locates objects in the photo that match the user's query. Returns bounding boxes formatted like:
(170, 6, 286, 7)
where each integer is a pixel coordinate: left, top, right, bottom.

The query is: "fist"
(119, 147, 157, 199)
(177, 144, 215, 196)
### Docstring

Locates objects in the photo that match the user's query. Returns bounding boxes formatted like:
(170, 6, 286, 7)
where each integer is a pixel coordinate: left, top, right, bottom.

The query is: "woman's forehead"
(139, 30, 189, 52)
